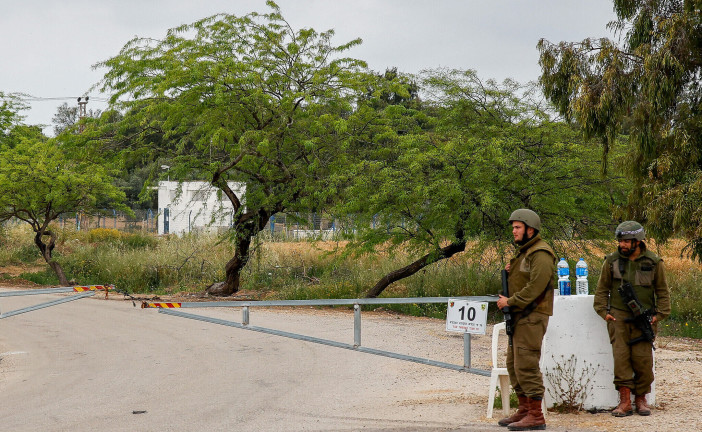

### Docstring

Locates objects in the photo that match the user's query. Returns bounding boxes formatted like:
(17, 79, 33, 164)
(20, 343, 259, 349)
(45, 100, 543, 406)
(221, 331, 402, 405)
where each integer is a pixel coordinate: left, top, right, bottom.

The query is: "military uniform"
(498, 209, 554, 430)
(506, 234, 556, 400)
(593, 246, 671, 396)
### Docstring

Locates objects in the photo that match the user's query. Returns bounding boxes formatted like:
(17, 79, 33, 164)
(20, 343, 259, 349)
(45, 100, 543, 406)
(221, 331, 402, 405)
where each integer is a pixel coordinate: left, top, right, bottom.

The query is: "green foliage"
(538, 0, 702, 259)
(91, 2, 369, 293)
(334, 68, 627, 296)
(87, 228, 122, 243)
(0, 92, 27, 139)
(120, 232, 158, 249)
(20, 270, 60, 286)
(57, 233, 228, 293)
(493, 389, 518, 410)
(0, 225, 40, 264)
(0, 99, 129, 285)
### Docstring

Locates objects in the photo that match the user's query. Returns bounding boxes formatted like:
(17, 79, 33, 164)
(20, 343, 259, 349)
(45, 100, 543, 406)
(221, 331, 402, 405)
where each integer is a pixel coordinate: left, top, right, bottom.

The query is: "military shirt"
(507, 235, 557, 316)
(593, 248, 671, 321)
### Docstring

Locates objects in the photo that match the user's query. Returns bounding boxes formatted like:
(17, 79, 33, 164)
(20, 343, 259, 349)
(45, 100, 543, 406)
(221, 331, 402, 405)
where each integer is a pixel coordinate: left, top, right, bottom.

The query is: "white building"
(157, 181, 245, 235)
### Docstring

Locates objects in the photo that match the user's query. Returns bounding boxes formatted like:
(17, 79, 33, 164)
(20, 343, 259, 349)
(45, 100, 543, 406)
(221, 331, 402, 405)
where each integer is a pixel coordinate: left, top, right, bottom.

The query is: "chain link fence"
(49, 210, 366, 241)
(57, 209, 158, 233)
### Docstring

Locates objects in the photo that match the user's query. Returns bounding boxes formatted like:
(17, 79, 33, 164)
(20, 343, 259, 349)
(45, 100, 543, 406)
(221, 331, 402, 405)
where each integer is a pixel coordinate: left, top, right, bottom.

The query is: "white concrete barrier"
(541, 295, 655, 410)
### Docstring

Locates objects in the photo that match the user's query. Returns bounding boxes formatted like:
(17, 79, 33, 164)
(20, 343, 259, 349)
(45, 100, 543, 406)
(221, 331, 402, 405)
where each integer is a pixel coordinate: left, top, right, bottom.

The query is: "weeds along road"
(0, 289, 600, 432)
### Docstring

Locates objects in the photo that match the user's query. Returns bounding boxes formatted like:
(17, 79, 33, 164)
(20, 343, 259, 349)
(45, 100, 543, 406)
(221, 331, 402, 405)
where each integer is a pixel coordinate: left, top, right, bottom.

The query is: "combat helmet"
(615, 221, 645, 241)
(509, 209, 541, 231)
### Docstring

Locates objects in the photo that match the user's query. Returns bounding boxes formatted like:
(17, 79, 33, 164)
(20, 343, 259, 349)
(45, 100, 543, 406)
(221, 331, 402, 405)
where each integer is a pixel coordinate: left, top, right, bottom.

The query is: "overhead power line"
(15, 94, 109, 103)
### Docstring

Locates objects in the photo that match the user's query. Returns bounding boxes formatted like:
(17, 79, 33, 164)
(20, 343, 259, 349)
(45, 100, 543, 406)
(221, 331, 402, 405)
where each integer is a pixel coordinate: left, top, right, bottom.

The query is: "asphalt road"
(0, 289, 598, 431)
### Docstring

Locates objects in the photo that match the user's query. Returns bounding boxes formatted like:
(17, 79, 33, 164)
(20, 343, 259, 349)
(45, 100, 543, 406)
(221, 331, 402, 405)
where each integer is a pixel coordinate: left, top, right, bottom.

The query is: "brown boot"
(612, 387, 633, 417)
(635, 394, 651, 416)
(498, 395, 528, 427)
(507, 397, 546, 431)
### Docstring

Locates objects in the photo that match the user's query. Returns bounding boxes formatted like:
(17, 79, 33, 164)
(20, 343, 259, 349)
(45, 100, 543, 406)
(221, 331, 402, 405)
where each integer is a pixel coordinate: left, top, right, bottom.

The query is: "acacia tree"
(538, 0, 702, 257)
(337, 69, 625, 297)
(94, 2, 366, 295)
(0, 127, 127, 285)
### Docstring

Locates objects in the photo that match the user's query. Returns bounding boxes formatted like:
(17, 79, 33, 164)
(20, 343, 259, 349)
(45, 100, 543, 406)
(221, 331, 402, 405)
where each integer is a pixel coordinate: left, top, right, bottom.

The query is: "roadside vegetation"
(1, 1, 701, 344)
(0, 223, 699, 339)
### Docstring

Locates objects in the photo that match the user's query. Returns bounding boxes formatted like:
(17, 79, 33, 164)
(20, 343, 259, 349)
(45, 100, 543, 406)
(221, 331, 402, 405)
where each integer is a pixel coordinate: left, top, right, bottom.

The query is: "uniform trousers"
(607, 308, 657, 395)
(506, 311, 549, 398)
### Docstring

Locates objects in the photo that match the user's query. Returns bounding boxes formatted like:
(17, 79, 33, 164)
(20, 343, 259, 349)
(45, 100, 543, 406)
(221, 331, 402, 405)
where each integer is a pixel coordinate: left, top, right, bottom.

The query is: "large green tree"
(0, 127, 127, 285)
(337, 69, 625, 297)
(94, 2, 366, 295)
(538, 0, 702, 257)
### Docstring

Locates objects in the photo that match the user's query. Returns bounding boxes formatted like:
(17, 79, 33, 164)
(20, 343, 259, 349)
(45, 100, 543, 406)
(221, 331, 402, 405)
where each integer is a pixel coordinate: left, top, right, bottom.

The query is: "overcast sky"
(1, 1, 618, 136)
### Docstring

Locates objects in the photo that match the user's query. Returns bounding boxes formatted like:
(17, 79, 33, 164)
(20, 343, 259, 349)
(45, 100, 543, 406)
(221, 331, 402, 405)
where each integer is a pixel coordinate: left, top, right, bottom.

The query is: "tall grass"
(1, 223, 700, 337)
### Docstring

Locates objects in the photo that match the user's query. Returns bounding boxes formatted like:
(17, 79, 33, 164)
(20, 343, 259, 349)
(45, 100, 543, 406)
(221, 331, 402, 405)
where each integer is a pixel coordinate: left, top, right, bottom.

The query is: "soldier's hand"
(605, 314, 616, 321)
(651, 315, 658, 324)
(505, 263, 511, 272)
(497, 295, 509, 310)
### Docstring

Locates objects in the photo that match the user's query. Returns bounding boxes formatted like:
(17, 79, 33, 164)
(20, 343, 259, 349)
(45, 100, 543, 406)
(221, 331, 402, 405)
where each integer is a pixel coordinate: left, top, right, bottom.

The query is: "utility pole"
(77, 96, 89, 132)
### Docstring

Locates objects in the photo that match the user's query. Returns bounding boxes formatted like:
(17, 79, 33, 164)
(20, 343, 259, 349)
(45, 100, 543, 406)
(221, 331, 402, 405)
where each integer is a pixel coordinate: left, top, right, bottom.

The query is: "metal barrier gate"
(0, 286, 110, 319)
(146, 296, 496, 376)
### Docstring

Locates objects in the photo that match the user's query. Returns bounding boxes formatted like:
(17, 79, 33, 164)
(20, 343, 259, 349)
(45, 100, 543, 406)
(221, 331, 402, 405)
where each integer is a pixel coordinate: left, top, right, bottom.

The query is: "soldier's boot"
(634, 394, 651, 416)
(612, 387, 633, 417)
(507, 397, 546, 431)
(498, 395, 528, 427)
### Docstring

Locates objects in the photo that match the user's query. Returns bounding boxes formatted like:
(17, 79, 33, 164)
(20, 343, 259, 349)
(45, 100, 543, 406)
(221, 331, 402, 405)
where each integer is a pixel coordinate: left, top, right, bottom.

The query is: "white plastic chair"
(486, 322, 548, 418)
(486, 321, 511, 418)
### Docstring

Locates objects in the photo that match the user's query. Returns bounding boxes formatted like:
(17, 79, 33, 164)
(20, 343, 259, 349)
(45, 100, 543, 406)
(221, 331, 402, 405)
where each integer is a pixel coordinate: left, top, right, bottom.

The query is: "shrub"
(87, 228, 121, 243)
(120, 232, 158, 249)
(544, 354, 600, 413)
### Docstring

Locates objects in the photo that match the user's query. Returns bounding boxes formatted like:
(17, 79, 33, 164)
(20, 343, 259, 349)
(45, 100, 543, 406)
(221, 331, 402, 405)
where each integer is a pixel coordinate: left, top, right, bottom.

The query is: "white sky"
(1, 0, 618, 136)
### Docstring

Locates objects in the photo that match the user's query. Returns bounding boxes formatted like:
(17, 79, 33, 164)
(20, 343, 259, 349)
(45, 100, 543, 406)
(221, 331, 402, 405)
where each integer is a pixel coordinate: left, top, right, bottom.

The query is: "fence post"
(463, 333, 471, 369)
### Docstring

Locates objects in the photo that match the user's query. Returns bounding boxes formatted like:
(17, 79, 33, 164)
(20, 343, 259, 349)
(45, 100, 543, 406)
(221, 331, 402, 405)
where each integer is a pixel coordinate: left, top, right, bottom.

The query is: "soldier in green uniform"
(496, 209, 556, 431)
(593, 221, 671, 417)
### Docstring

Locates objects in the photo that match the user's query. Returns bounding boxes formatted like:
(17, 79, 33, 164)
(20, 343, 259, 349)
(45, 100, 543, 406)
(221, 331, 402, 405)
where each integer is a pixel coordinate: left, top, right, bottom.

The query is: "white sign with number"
(446, 299, 488, 335)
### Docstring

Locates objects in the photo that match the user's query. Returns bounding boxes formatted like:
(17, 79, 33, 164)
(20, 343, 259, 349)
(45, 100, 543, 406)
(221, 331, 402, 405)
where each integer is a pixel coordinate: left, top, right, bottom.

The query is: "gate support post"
(354, 304, 361, 348)
(463, 332, 471, 369)
(242, 306, 250, 326)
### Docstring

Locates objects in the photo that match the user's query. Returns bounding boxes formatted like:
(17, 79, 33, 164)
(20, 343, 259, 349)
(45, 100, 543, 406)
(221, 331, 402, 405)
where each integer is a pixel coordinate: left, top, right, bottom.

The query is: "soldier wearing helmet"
(593, 221, 670, 417)
(496, 209, 556, 430)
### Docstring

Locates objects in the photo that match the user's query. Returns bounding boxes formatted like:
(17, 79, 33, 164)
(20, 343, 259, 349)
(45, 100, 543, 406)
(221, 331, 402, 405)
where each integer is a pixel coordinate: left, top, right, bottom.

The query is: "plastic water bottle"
(576, 258, 589, 295)
(557, 258, 571, 296)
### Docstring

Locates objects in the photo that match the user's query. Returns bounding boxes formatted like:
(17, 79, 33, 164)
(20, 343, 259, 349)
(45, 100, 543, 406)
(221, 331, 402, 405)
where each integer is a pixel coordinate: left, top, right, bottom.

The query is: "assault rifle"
(617, 282, 656, 350)
(501, 269, 514, 346)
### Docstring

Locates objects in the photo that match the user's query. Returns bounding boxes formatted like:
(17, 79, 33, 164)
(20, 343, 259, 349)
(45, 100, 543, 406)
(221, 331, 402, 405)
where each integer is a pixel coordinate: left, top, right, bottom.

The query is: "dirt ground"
(93, 288, 702, 431)
(130, 290, 702, 432)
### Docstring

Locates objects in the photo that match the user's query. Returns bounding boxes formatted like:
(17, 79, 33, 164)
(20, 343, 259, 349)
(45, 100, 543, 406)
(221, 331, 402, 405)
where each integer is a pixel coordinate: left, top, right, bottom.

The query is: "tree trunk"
(34, 229, 70, 286)
(221, 235, 252, 295)
(211, 210, 272, 297)
(365, 241, 467, 298)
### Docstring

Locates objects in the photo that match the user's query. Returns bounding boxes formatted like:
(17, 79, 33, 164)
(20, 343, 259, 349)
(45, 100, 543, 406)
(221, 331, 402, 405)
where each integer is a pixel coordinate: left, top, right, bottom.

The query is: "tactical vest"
(606, 250, 661, 312)
(508, 236, 556, 316)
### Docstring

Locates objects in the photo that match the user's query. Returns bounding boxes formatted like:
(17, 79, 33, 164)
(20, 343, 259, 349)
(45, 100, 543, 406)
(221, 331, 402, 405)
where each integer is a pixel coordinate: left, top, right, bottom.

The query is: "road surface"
(0, 289, 598, 431)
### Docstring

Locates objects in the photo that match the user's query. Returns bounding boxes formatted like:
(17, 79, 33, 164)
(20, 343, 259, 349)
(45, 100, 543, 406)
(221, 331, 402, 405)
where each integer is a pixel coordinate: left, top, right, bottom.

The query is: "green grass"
(19, 270, 60, 286)
(493, 388, 518, 410)
(659, 319, 702, 339)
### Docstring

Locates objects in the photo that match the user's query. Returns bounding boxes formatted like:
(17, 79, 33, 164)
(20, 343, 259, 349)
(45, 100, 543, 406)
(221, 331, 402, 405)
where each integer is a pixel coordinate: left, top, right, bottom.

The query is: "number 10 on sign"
(446, 300, 488, 335)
